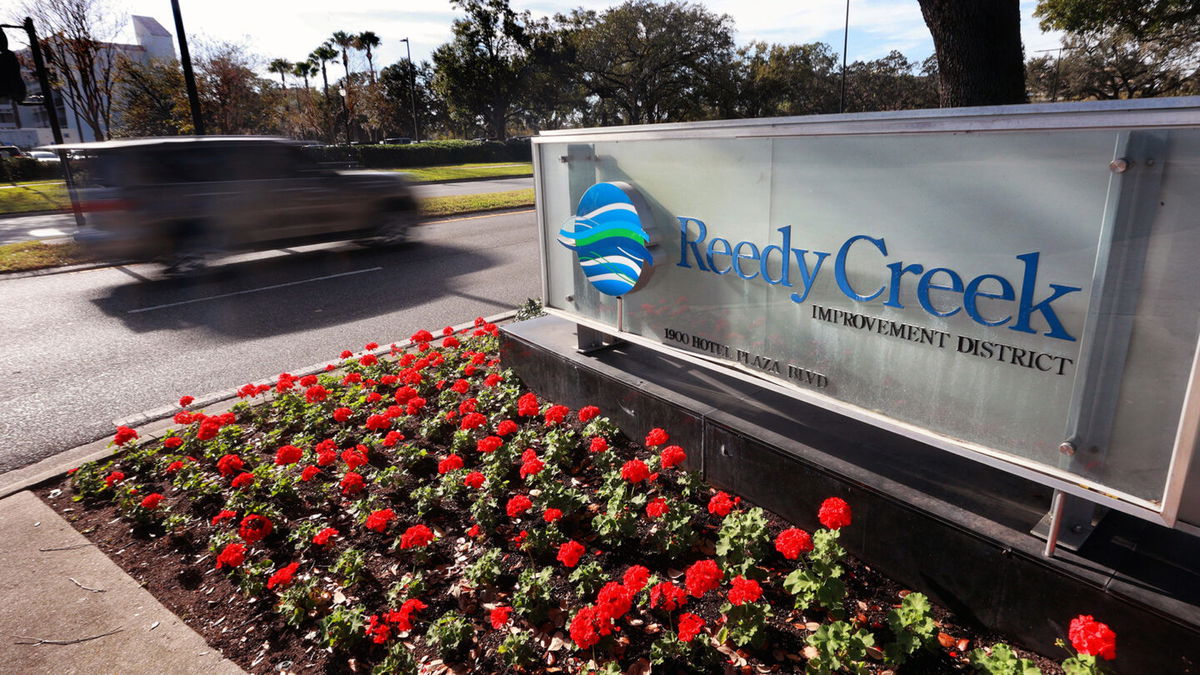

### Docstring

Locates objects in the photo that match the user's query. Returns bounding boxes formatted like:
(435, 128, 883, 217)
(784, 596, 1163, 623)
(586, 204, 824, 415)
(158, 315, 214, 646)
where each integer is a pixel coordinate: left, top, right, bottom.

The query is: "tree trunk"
(918, 0, 1027, 107)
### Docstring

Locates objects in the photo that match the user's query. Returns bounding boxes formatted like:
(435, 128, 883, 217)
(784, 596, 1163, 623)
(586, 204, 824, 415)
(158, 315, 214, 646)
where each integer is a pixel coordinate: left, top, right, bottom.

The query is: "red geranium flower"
(178, 395, 195, 407)
(569, 606, 603, 649)
(366, 614, 391, 644)
(543, 404, 569, 425)
(140, 493, 164, 509)
(231, 472, 255, 489)
(506, 494, 533, 518)
(399, 524, 434, 549)
(113, 425, 139, 446)
(517, 392, 539, 417)
(621, 459, 650, 483)
(543, 508, 563, 523)
(484, 373, 503, 387)
(660, 445, 686, 469)
(267, 562, 299, 590)
(383, 431, 405, 446)
(163, 436, 184, 449)
(341, 447, 368, 469)
(340, 471, 366, 495)
(477, 436, 503, 453)
(332, 407, 353, 422)
(495, 420, 518, 436)
(365, 341, 379, 350)
(438, 454, 464, 474)
(684, 559, 722, 598)
(300, 374, 318, 387)
(359, 353, 378, 366)
(520, 455, 545, 479)
(677, 613, 705, 642)
(451, 379, 470, 394)
(557, 540, 585, 568)
(623, 565, 650, 592)
(708, 491, 736, 517)
(467, 524, 482, 537)
(578, 405, 600, 423)
(596, 581, 634, 622)
(365, 508, 395, 532)
(589, 437, 608, 453)
(644, 428, 669, 446)
(490, 606, 512, 629)
(649, 581, 687, 611)
(211, 509, 236, 525)
(239, 514, 273, 543)
(305, 385, 328, 402)
(818, 497, 852, 530)
(727, 575, 763, 605)
(365, 414, 390, 431)
(775, 528, 814, 559)
(410, 329, 433, 343)
(275, 445, 303, 465)
(463, 471, 485, 489)
(174, 411, 194, 425)
(216, 454, 243, 477)
(646, 497, 668, 518)
(387, 598, 427, 631)
(300, 465, 321, 481)
(215, 542, 246, 569)
(1069, 615, 1117, 660)
(165, 460, 184, 473)
(313, 527, 338, 546)
(460, 412, 487, 430)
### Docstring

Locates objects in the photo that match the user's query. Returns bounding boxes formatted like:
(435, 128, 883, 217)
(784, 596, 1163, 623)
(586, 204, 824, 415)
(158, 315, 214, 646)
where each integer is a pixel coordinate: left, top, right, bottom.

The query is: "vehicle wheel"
(163, 222, 213, 277)
(368, 209, 417, 247)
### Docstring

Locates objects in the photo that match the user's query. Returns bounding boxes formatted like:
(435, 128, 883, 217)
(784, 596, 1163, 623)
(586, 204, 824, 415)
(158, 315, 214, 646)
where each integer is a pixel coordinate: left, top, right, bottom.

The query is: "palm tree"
(329, 31, 354, 85)
(310, 44, 338, 96)
(353, 31, 382, 83)
(268, 58, 292, 90)
(292, 60, 315, 91)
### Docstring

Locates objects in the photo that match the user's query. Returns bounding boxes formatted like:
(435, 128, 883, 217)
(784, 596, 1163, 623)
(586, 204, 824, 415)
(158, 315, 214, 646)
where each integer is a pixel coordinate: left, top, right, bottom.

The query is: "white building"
(0, 15, 176, 148)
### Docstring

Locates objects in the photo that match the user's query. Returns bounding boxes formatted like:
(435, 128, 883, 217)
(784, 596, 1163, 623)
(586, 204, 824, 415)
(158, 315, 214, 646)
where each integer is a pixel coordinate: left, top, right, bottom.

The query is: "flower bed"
(41, 319, 1117, 674)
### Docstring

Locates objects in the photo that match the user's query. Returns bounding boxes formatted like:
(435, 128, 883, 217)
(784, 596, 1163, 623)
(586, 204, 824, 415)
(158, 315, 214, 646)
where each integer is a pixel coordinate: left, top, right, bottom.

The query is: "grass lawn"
(395, 162, 532, 182)
(421, 188, 535, 217)
(0, 182, 69, 214)
(0, 241, 91, 273)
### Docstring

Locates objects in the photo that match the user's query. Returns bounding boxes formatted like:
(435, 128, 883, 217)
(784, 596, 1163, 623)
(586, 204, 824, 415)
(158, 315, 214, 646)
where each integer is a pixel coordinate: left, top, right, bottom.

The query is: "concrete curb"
(0, 208, 66, 220)
(0, 309, 518, 501)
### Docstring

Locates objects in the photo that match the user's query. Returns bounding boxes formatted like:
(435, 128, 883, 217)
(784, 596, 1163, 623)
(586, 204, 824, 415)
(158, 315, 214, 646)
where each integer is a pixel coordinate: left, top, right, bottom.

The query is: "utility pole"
(401, 38, 419, 142)
(1035, 47, 1066, 102)
(4, 18, 83, 227)
(170, 0, 204, 134)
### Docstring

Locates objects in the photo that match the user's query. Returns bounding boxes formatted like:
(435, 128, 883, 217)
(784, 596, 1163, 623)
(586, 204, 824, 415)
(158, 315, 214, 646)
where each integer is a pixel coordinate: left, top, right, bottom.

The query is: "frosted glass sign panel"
(533, 102, 1200, 524)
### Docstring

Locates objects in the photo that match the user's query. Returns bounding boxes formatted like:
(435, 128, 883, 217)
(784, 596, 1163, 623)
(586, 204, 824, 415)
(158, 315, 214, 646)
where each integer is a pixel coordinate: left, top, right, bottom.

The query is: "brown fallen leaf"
(898, 589, 912, 598)
(625, 657, 652, 675)
(937, 632, 956, 648)
(804, 622, 821, 632)
(957, 638, 971, 652)
(801, 645, 819, 660)
(866, 646, 883, 661)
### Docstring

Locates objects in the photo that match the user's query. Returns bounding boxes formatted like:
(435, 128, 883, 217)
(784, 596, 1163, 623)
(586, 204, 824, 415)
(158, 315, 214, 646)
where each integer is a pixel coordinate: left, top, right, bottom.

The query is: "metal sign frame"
(532, 98, 1200, 527)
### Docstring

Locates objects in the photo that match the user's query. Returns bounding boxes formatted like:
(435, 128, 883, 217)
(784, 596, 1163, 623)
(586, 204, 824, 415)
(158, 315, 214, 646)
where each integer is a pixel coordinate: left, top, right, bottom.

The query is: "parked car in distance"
(59, 136, 420, 275)
(0, 145, 28, 159)
(29, 150, 61, 164)
(382, 137, 412, 145)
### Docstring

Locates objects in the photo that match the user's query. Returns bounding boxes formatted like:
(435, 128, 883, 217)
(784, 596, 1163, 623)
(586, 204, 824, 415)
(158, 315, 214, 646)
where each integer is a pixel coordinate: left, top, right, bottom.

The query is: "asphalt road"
(0, 176, 535, 245)
(0, 208, 540, 472)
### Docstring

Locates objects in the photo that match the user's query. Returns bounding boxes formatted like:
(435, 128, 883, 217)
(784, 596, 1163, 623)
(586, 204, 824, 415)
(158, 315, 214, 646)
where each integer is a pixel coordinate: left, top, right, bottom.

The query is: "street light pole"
(401, 38, 419, 142)
(170, 0, 204, 135)
(839, 0, 849, 113)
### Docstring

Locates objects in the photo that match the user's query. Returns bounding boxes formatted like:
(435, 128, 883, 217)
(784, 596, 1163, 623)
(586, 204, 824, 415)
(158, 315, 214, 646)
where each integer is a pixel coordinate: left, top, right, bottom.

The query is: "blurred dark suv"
(61, 136, 420, 273)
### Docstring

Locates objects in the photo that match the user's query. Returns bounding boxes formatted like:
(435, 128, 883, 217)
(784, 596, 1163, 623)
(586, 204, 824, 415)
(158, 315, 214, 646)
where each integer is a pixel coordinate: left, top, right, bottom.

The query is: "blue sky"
(34, 0, 1065, 74)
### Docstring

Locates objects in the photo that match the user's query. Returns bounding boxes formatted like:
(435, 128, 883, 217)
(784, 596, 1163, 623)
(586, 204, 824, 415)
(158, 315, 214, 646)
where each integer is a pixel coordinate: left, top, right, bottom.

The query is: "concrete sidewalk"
(0, 490, 243, 674)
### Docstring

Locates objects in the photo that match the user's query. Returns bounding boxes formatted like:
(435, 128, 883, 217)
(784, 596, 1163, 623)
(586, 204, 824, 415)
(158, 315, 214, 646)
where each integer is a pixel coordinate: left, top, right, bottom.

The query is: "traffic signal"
(0, 29, 27, 103)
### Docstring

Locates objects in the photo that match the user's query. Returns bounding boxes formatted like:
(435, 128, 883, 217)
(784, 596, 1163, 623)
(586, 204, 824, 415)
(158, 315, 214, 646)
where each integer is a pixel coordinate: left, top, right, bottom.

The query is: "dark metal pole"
(839, 0, 849, 113)
(402, 38, 419, 142)
(22, 18, 83, 227)
(170, 0, 204, 135)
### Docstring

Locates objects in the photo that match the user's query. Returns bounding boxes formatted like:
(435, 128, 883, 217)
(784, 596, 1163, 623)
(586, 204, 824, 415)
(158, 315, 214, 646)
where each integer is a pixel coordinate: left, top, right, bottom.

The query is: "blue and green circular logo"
(556, 182, 654, 296)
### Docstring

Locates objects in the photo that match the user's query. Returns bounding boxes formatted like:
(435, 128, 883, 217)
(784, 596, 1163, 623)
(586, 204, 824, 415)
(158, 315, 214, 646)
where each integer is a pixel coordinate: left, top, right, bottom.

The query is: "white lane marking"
(126, 267, 383, 314)
(28, 228, 70, 237)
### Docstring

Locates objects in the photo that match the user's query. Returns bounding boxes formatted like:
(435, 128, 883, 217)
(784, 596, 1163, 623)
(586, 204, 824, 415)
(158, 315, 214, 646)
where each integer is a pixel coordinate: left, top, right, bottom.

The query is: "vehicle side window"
(145, 147, 228, 183)
(239, 145, 300, 180)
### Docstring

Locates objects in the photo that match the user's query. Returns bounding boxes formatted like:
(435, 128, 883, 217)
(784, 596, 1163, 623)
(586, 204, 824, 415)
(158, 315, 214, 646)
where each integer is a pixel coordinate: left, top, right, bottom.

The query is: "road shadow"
(90, 240, 503, 339)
